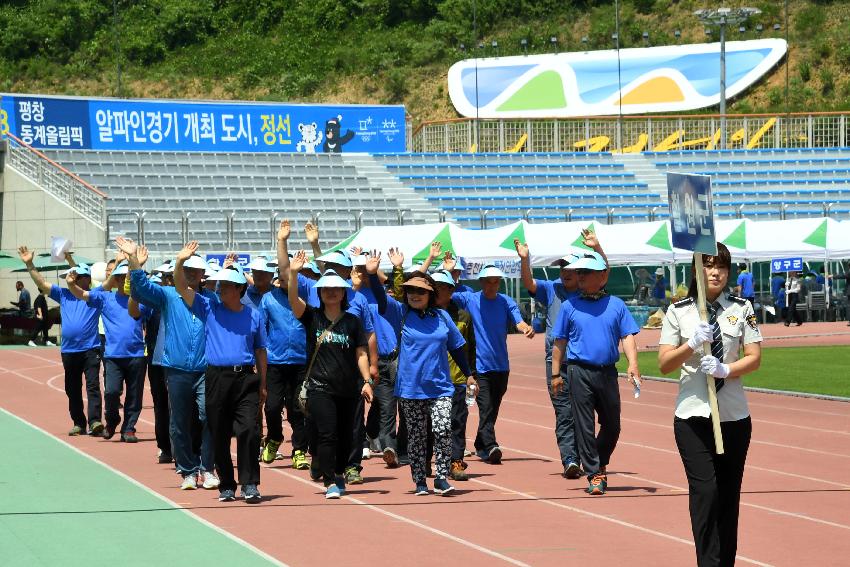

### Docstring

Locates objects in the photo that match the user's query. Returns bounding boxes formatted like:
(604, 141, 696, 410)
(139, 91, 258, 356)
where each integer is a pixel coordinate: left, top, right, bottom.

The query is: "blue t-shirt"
(259, 288, 307, 365)
(452, 291, 523, 373)
(241, 285, 267, 310)
(652, 277, 667, 300)
(384, 300, 465, 399)
(192, 294, 267, 366)
(359, 286, 400, 356)
(551, 295, 639, 367)
(737, 272, 755, 297)
(533, 279, 579, 361)
(455, 283, 473, 294)
(49, 284, 101, 353)
(298, 274, 375, 333)
(87, 289, 150, 358)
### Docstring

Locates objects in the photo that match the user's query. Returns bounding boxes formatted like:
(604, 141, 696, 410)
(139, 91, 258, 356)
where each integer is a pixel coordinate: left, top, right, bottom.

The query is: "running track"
(1, 336, 848, 566)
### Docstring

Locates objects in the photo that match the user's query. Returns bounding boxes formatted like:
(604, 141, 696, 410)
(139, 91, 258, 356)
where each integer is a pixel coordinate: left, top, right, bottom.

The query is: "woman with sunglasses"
(288, 250, 373, 499)
(374, 268, 476, 496)
(658, 242, 762, 567)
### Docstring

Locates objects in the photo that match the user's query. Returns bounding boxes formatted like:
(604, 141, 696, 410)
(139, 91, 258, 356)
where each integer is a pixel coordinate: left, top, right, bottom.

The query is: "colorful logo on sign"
(448, 39, 786, 118)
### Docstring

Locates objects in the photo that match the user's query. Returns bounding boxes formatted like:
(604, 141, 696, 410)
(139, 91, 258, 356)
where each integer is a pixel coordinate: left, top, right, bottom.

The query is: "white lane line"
(0, 364, 47, 384)
(0, 408, 287, 567)
(259, 463, 530, 566)
(0, 363, 62, 373)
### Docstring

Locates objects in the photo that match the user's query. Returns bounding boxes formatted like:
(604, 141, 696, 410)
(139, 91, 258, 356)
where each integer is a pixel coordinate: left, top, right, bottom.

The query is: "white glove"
(687, 322, 714, 351)
(699, 355, 730, 379)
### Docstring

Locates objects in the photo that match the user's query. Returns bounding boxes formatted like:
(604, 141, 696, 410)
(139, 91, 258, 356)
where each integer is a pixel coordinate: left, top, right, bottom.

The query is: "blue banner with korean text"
(0, 94, 406, 153)
(667, 172, 717, 256)
(770, 257, 803, 273)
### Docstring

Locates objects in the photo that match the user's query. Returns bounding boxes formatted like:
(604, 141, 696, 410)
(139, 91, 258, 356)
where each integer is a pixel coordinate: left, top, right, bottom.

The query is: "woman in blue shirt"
(374, 267, 476, 496)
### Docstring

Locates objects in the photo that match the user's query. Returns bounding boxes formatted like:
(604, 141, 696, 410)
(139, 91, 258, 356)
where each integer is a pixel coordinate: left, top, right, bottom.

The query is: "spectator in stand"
(18, 246, 103, 437)
(27, 288, 53, 347)
(11, 280, 31, 315)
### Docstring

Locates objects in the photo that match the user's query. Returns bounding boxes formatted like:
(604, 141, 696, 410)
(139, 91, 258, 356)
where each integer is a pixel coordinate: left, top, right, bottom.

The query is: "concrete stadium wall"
(0, 164, 106, 307)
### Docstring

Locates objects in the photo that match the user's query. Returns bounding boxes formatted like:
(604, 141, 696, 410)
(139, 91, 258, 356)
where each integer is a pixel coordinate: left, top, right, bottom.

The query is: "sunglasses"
(406, 288, 429, 296)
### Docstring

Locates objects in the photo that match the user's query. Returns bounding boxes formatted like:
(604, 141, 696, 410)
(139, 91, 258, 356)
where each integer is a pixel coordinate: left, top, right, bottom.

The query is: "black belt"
(379, 350, 398, 362)
(209, 364, 255, 374)
(566, 359, 615, 372)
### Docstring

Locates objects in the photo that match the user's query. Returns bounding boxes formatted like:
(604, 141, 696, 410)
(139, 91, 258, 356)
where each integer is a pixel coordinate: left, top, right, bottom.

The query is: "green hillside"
(1, 0, 848, 125)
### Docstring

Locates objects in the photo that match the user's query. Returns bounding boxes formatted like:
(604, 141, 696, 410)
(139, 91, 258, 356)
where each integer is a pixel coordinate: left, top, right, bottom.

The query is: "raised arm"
(365, 250, 387, 313)
(287, 250, 309, 319)
(582, 228, 608, 268)
(420, 241, 441, 272)
(305, 222, 323, 270)
(388, 247, 405, 297)
(514, 238, 537, 294)
(276, 219, 291, 283)
(65, 270, 91, 302)
(64, 251, 78, 269)
(17, 246, 52, 295)
(174, 241, 199, 308)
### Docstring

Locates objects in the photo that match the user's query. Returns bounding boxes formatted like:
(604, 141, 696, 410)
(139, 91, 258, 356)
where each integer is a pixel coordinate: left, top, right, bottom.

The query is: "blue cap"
(248, 257, 277, 273)
(73, 263, 91, 277)
(183, 255, 208, 271)
(210, 264, 248, 285)
(112, 260, 129, 276)
(431, 270, 457, 287)
(477, 264, 505, 279)
(301, 261, 321, 275)
(452, 258, 466, 271)
(149, 273, 163, 284)
(314, 269, 352, 289)
(571, 251, 607, 271)
(317, 251, 353, 268)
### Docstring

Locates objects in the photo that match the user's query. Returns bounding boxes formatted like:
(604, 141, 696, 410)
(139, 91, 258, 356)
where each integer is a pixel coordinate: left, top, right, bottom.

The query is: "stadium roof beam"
(694, 7, 761, 150)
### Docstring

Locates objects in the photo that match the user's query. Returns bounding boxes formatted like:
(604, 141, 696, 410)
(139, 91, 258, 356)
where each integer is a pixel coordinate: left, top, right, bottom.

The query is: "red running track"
(1, 339, 849, 567)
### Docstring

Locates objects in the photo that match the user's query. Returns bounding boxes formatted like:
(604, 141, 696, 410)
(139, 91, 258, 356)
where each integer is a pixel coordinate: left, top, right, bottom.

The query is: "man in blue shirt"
(551, 251, 641, 496)
(736, 263, 755, 307)
(242, 257, 276, 309)
(652, 268, 668, 304)
(18, 246, 103, 437)
(120, 237, 219, 492)
(448, 261, 535, 465)
(67, 261, 151, 443)
(516, 241, 582, 479)
(174, 241, 268, 504)
(11, 280, 31, 315)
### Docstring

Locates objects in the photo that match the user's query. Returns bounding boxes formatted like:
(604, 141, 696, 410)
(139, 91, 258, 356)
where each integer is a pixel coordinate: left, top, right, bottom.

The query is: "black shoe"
(487, 446, 502, 464)
(102, 425, 116, 440)
(121, 431, 138, 443)
(157, 450, 173, 464)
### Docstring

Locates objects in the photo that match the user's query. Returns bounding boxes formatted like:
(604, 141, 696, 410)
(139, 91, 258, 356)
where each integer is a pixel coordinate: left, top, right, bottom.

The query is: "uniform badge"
(726, 315, 738, 325)
(745, 314, 759, 332)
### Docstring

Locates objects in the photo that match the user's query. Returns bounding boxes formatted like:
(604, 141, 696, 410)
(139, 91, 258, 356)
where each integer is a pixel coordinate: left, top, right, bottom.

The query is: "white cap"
(477, 264, 506, 279)
(314, 269, 352, 289)
(210, 265, 248, 285)
(248, 257, 276, 273)
(112, 261, 129, 276)
(317, 251, 353, 268)
(571, 251, 608, 271)
(183, 255, 208, 271)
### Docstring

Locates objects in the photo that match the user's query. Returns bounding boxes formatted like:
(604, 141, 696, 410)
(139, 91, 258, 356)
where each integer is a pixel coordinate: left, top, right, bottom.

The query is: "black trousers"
(474, 371, 510, 453)
(450, 384, 469, 461)
(205, 366, 261, 491)
(348, 396, 367, 471)
(146, 357, 171, 455)
(675, 416, 752, 567)
(308, 390, 357, 487)
(264, 364, 308, 453)
(567, 363, 620, 477)
(29, 318, 50, 344)
(369, 357, 400, 453)
(61, 349, 102, 429)
(786, 293, 803, 324)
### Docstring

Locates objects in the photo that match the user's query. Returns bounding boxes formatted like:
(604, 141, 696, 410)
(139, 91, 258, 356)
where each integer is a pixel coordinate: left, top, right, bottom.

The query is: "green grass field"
(616, 346, 850, 398)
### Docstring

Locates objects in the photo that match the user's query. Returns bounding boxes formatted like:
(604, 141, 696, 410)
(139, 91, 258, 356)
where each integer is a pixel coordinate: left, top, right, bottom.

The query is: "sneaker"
(564, 461, 581, 479)
(344, 466, 364, 485)
(414, 483, 429, 496)
(27, 340, 37, 347)
(309, 462, 322, 482)
(334, 475, 346, 496)
(434, 478, 455, 495)
(275, 452, 285, 461)
(382, 447, 398, 468)
(45, 340, 55, 346)
(88, 421, 104, 436)
(68, 425, 84, 436)
(121, 431, 138, 443)
(102, 425, 116, 440)
(261, 439, 281, 464)
(450, 460, 469, 481)
(201, 471, 220, 490)
(487, 446, 502, 464)
(241, 484, 261, 503)
(587, 473, 606, 495)
(463, 449, 473, 457)
(180, 474, 198, 490)
(157, 450, 173, 464)
(218, 489, 236, 502)
(362, 447, 371, 460)
(292, 450, 311, 470)
(325, 484, 342, 499)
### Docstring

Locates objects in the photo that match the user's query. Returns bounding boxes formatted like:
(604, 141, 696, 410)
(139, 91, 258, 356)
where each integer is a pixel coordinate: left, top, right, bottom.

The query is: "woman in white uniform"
(658, 242, 762, 567)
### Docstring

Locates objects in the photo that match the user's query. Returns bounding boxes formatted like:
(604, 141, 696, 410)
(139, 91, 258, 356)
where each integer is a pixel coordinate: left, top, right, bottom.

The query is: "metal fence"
(410, 113, 850, 153)
(6, 134, 107, 228)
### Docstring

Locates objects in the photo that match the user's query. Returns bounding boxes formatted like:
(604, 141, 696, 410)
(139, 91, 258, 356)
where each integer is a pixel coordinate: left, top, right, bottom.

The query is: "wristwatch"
(364, 378, 374, 386)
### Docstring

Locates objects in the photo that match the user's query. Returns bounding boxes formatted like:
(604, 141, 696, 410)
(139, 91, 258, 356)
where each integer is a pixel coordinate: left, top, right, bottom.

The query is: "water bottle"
(465, 383, 477, 406)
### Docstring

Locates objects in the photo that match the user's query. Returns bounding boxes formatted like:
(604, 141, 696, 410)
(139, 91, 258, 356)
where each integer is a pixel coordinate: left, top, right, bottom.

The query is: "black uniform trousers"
(308, 390, 357, 487)
(205, 366, 261, 492)
(61, 348, 102, 429)
(264, 364, 308, 453)
(675, 416, 752, 567)
(567, 362, 620, 478)
(146, 354, 170, 456)
(473, 370, 509, 453)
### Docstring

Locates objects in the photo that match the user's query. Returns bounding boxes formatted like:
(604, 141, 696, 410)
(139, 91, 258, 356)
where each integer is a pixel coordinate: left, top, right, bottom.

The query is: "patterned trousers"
(399, 397, 452, 484)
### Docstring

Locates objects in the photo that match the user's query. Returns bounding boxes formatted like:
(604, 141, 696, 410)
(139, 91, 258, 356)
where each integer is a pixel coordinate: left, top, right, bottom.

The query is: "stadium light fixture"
(642, 31, 650, 44)
(550, 36, 558, 52)
(694, 7, 761, 149)
(491, 40, 498, 57)
(520, 38, 528, 56)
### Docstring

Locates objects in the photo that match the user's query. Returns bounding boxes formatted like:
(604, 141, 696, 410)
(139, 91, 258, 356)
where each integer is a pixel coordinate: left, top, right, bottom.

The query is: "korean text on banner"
(667, 172, 717, 256)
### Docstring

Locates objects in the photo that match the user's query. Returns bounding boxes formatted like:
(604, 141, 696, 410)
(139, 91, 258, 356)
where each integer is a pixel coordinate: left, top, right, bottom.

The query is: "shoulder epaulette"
(673, 297, 694, 308)
(726, 294, 747, 305)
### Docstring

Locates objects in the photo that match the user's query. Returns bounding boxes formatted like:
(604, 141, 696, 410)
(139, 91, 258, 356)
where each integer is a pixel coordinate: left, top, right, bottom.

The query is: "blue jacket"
(130, 269, 215, 372)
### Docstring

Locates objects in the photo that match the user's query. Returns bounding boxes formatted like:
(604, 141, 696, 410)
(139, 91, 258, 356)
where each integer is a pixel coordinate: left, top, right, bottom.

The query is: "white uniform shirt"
(659, 294, 763, 422)
(786, 276, 801, 294)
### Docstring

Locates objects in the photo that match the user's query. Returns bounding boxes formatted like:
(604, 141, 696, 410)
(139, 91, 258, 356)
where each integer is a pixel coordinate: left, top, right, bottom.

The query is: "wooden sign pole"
(694, 253, 725, 455)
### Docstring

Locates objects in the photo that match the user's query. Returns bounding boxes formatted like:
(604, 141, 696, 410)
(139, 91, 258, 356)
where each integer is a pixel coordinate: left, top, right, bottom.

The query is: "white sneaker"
(45, 340, 55, 346)
(201, 471, 220, 490)
(362, 447, 371, 460)
(27, 340, 37, 347)
(180, 474, 197, 490)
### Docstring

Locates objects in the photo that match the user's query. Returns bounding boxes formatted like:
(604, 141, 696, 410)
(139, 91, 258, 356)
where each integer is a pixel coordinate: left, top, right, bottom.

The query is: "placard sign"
(667, 172, 717, 255)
